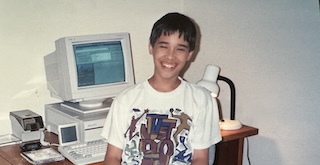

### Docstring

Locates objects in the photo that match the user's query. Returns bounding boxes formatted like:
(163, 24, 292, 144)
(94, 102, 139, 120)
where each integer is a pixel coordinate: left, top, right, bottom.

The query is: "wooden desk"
(0, 155, 11, 165)
(0, 125, 258, 165)
(0, 132, 72, 165)
(214, 125, 259, 165)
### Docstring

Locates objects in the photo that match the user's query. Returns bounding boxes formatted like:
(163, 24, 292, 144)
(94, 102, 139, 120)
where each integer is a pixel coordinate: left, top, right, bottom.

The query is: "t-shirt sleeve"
(191, 95, 222, 149)
(101, 98, 127, 150)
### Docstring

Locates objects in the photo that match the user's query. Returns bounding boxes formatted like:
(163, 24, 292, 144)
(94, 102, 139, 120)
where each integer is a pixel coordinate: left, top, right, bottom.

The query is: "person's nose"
(167, 48, 176, 60)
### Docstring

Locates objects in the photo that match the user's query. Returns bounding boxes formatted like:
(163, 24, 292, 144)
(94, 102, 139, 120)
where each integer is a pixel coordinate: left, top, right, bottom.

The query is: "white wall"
(184, 0, 320, 165)
(1, 0, 320, 164)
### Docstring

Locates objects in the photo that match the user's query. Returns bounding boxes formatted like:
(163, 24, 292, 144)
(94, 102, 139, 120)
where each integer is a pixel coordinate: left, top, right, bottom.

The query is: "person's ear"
(187, 51, 194, 61)
(148, 43, 153, 55)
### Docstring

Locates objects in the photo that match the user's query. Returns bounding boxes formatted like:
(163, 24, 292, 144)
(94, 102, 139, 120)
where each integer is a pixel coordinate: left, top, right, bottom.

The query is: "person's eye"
(177, 47, 187, 52)
(159, 44, 168, 49)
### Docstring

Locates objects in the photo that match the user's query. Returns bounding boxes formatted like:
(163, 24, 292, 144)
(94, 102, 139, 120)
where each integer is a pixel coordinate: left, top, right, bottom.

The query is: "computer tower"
(44, 103, 109, 142)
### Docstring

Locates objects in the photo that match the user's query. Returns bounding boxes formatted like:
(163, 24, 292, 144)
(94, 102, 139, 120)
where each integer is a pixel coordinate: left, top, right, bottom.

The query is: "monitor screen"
(44, 33, 135, 110)
(58, 123, 79, 146)
(74, 41, 125, 87)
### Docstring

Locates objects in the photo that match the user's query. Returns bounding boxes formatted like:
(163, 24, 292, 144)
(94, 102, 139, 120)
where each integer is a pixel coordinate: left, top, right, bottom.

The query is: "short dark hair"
(149, 12, 197, 52)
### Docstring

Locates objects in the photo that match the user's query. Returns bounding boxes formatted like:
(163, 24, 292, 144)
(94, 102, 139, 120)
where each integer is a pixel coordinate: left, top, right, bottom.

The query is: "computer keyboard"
(58, 139, 107, 165)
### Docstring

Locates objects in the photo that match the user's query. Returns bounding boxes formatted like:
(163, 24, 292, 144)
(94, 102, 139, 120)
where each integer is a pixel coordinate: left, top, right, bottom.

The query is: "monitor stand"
(61, 98, 113, 115)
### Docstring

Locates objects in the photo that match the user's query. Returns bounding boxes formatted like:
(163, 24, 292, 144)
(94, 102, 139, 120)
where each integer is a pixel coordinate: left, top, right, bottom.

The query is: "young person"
(101, 12, 221, 165)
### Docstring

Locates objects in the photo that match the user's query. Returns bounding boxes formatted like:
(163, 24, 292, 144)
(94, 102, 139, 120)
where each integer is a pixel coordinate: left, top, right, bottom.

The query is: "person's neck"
(148, 76, 181, 92)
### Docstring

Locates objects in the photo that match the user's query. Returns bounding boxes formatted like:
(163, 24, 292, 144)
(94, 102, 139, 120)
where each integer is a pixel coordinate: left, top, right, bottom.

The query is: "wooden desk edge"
(220, 125, 259, 142)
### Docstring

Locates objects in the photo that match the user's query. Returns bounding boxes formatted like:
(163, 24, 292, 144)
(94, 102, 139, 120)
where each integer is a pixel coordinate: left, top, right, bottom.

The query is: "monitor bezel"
(58, 123, 80, 146)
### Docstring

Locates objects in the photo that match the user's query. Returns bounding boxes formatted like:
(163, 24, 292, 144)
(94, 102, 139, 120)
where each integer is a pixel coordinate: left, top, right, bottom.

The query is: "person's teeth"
(163, 63, 175, 68)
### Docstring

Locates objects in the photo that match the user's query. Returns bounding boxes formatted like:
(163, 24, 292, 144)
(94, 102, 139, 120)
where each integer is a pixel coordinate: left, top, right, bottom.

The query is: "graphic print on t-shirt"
(123, 108, 193, 165)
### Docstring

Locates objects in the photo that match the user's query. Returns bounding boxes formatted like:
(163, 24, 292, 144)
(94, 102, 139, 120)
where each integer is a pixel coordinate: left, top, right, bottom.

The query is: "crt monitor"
(44, 32, 135, 109)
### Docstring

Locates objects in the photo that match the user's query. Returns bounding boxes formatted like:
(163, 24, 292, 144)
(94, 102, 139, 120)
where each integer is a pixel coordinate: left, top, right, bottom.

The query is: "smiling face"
(149, 32, 193, 84)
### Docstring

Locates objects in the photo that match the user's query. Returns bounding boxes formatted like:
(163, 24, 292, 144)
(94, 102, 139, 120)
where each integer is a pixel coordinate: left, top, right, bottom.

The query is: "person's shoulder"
(182, 81, 213, 109)
(183, 80, 212, 99)
(183, 79, 209, 92)
(115, 80, 146, 100)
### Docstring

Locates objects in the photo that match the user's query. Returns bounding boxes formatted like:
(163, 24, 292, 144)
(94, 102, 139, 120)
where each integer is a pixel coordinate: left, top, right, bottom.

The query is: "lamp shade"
(196, 65, 220, 97)
(197, 64, 242, 130)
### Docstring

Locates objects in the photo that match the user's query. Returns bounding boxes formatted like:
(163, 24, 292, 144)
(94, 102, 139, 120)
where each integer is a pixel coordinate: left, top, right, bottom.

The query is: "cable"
(246, 137, 252, 165)
(40, 129, 59, 147)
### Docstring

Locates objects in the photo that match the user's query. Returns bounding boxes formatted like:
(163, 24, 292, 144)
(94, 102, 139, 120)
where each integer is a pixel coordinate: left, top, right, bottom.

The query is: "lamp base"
(219, 119, 242, 130)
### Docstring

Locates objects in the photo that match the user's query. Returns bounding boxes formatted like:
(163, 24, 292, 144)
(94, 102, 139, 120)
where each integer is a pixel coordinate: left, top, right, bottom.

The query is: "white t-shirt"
(101, 78, 221, 165)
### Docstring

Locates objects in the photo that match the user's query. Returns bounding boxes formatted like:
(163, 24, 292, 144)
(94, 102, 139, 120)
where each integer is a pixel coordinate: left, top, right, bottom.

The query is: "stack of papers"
(21, 148, 65, 164)
(0, 134, 21, 147)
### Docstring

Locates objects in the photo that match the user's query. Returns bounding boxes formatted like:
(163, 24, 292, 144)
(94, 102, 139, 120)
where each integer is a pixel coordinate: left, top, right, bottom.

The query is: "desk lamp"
(197, 64, 242, 130)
